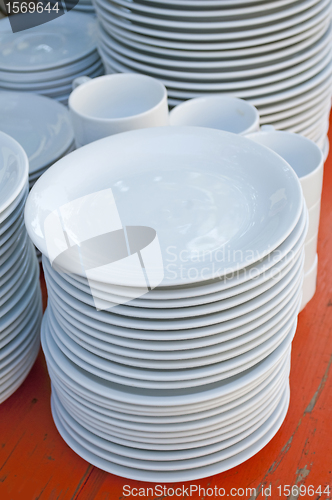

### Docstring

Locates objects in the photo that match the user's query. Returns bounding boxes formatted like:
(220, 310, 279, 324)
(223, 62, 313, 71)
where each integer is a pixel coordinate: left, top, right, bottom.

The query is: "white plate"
(0, 93, 74, 175)
(50, 386, 289, 481)
(48, 291, 300, 371)
(53, 386, 288, 464)
(1, 310, 42, 372)
(0, 250, 39, 328)
(41, 312, 293, 408)
(0, 243, 29, 290)
(1, 260, 41, 334)
(59, 203, 306, 302)
(0, 51, 101, 84)
(260, 86, 332, 123)
(0, 226, 28, 268)
(47, 358, 290, 420)
(163, 58, 332, 108)
(53, 381, 284, 451)
(97, 0, 322, 31)
(25, 127, 303, 285)
(45, 310, 297, 389)
(0, 132, 28, 215)
(0, 186, 27, 234)
(51, 359, 287, 432)
(115, 0, 300, 7)
(43, 245, 303, 318)
(46, 297, 298, 384)
(0, 289, 42, 348)
(99, 22, 329, 74)
(271, 98, 331, 130)
(109, 0, 311, 19)
(0, 60, 104, 91)
(0, 13, 98, 72)
(102, 43, 332, 92)
(47, 351, 290, 424)
(95, 0, 329, 41)
(45, 340, 291, 417)
(0, 338, 40, 404)
(0, 217, 25, 257)
(1, 239, 33, 302)
(47, 279, 301, 361)
(0, 230, 29, 279)
(44, 252, 303, 331)
(102, 6, 329, 52)
(47, 291, 298, 370)
(46, 263, 302, 349)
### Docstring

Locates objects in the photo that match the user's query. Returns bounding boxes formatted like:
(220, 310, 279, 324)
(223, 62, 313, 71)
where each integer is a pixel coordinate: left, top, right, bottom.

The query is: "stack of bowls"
(94, 0, 332, 150)
(0, 12, 104, 105)
(25, 127, 307, 480)
(247, 130, 324, 310)
(0, 92, 75, 189)
(0, 132, 42, 404)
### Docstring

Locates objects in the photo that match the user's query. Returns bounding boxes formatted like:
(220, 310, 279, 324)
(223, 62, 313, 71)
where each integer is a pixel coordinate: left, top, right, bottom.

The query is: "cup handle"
(72, 76, 92, 91)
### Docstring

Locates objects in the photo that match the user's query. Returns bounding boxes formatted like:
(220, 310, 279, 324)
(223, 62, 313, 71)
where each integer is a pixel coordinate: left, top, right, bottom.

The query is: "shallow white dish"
(96, 0, 329, 42)
(25, 127, 303, 286)
(50, 359, 288, 432)
(43, 310, 297, 389)
(44, 253, 303, 331)
(41, 312, 293, 408)
(47, 295, 298, 371)
(0, 51, 101, 84)
(0, 93, 74, 175)
(47, 350, 290, 422)
(50, 385, 289, 481)
(53, 382, 285, 451)
(58, 203, 306, 303)
(0, 13, 98, 72)
(0, 131, 28, 215)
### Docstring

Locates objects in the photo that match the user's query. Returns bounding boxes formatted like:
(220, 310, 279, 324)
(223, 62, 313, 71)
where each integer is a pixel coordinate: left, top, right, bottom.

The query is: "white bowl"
(300, 254, 318, 311)
(69, 73, 169, 146)
(246, 130, 324, 210)
(307, 199, 321, 241)
(169, 96, 259, 134)
(304, 232, 318, 273)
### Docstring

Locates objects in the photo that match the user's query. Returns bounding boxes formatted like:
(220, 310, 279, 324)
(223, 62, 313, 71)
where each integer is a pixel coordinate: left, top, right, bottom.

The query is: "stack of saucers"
(25, 127, 307, 480)
(0, 132, 42, 404)
(0, 12, 104, 106)
(94, 0, 332, 149)
(0, 92, 75, 189)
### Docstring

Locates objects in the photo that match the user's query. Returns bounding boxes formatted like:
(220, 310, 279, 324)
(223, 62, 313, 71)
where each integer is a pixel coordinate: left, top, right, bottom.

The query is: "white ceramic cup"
(300, 254, 318, 312)
(169, 96, 260, 135)
(304, 232, 318, 274)
(307, 200, 321, 242)
(69, 74, 169, 147)
(247, 130, 324, 210)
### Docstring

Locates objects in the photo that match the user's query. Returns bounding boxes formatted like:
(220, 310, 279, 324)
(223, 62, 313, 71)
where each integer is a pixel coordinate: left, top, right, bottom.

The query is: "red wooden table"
(1, 127, 332, 500)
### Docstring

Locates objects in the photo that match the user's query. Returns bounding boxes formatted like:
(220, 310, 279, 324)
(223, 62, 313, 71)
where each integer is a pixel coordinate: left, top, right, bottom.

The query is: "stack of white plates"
(0, 12, 104, 105)
(0, 131, 42, 404)
(0, 92, 75, 189)
(25, 127, 307, 480)
(67, 0, 95, 13)
(94, 0, 332, 150)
